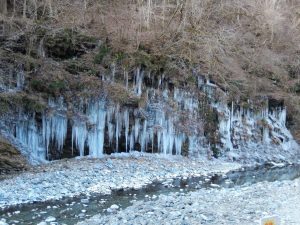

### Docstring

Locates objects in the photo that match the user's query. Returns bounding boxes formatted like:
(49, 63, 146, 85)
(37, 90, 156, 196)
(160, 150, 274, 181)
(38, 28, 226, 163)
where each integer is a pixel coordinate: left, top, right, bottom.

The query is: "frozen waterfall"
(6, 69, 299, 161)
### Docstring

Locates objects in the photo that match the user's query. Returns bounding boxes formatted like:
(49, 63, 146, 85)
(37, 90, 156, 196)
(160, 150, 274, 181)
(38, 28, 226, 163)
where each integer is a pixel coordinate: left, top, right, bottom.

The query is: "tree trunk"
(13, 0, 16, 16)
(34, 0, 38, 19)
(48, 0, 53, 17)
(0, 0, 7, 15)
(23, 0, 27, 18)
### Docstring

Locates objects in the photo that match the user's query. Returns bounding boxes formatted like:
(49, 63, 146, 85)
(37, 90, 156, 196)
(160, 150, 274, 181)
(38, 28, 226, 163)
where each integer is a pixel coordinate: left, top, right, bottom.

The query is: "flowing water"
(1, 163, 300, 225)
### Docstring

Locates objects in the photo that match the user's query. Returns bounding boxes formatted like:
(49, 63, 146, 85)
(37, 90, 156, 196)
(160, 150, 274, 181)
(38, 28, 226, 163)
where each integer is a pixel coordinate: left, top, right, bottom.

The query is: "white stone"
(36, 222, 47, 225)
(110, 204, 119, 210)
(200, 214, 209, 221)
(45, 216, 56, 222)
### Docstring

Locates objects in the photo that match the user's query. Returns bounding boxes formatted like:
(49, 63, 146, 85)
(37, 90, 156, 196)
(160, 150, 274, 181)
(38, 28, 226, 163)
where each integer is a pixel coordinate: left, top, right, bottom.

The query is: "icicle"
(87, 100, 106, 157)
(175, 134, 185, 155)
(197, 76, 205, 88)
(42, 115, 51, 156)
(124, 69, 128, 89)
(108, 122, 114, 146)
(158, 76, 162, 88)
(263, 127, 270, 144)
(124, 109, 129, 152)
(107, 106, 115, 146)
(8, 69, 13, 90)
(27, 120, 40, 158)
(16, 69, 25, 90)
(188, 136, 198, 156)
(115, 110, 120, 152)
(279, 107, 286, 126)
(38, 38, 46, 58)
(129, 130, 134, 151)
(16, 117, 45, 160)
(162, 89, 168, 99)
(157, 130, 161, 153)
(140, 120, 147, 152)
(134, 118, 140, 141)
(51, 114, 68, 151)
(230, 102, 233, 129)
(173, 88, 199, 113)
(134, 68, 144, 96)
(72, 121, 87, 156)
(42, 108, 68, 156)
(219, 113, 233, 151)
(150, 129, 154, 153)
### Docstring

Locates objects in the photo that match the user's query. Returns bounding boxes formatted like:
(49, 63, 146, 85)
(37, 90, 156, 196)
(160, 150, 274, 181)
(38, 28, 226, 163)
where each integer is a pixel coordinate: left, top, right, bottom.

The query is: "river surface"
(1, 163, 300, 225)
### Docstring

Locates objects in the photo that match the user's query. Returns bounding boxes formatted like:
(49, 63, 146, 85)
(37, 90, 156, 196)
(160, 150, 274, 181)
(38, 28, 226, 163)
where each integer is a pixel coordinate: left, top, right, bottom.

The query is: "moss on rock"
(0, 136, 29, 175)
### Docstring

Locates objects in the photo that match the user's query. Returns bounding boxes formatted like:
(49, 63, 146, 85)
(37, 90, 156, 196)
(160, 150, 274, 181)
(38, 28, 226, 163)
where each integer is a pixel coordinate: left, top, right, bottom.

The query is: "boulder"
(0, 136, 28, 175)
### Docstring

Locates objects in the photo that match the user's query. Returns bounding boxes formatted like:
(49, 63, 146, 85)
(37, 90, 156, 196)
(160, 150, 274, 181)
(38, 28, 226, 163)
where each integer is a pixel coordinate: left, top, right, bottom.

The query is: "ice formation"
(0, 66, 25, 92)
(215, 101, 298, 153)
(4, 68, 299, 161)
(13, 98, 69, 160)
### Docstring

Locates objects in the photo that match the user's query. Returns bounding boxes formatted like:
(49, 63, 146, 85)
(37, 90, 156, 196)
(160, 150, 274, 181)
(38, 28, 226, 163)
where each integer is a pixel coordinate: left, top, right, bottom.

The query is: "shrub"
(94, 45, 110, 64)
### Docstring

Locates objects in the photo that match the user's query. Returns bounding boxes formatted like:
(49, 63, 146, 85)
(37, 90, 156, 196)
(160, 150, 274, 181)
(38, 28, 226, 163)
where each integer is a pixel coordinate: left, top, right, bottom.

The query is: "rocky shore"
(78, 177, 300, 225)
(0, 152, 241, 209)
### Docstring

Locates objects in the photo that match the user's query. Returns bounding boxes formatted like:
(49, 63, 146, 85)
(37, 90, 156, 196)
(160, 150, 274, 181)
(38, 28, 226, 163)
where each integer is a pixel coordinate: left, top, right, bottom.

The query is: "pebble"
(36, 222, 47, 225)
(200, 214, 209, 221)
(80, 199, 89, 204)
(110, 204, 119, 210)
(45, 216, 56, 222)
(0, 220, 8, 225)
(78, 213, 85, 218)
(0, 154, 241, 209)
(77, 177, 300, 225)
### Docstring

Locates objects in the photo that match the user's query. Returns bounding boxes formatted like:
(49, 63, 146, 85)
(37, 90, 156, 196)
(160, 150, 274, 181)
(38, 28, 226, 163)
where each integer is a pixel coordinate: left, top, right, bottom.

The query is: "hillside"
(0, 0, 299, 169)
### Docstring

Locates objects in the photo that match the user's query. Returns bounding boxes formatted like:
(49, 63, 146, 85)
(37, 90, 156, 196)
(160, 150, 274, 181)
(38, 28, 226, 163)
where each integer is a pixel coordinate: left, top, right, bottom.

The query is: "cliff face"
(0, 0, 299, 170)
(0, 59, 298, 164)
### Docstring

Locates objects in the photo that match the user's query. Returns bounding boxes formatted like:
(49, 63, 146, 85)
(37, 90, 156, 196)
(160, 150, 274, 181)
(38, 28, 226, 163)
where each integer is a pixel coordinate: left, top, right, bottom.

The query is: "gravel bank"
(0, 152, 241, 209)
(78, 177, 300, 225)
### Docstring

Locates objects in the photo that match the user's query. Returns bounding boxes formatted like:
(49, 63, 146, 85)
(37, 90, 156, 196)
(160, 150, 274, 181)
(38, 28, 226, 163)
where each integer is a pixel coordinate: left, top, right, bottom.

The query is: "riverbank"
(0, 152, 241, 209)
(78, 176, 300, 225)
